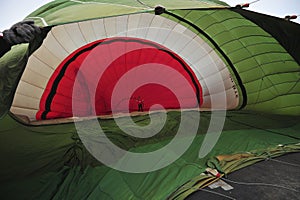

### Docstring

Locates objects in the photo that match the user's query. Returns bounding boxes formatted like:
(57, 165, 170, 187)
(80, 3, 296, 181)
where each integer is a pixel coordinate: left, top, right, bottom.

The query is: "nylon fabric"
(233, 8, 300, 65)
(0, 111, 299, 199)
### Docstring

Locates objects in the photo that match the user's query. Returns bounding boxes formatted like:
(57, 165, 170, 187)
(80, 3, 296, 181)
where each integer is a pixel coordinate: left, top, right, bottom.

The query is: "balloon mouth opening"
(34, 37, 202, 121)
(9, 14, 241, 124)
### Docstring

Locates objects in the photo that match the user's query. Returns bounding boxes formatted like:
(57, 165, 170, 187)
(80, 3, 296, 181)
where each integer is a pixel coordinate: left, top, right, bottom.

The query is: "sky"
(0, 0, 299, 30)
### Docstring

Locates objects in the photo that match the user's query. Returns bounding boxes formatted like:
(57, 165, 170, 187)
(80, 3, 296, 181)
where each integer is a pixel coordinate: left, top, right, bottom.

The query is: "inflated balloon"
(0, 0, 299, 199)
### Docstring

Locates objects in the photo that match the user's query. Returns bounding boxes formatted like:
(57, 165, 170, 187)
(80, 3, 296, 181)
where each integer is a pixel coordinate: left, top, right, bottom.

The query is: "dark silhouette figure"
(0, 20, 41, 57)
(135, 96, 144, 112)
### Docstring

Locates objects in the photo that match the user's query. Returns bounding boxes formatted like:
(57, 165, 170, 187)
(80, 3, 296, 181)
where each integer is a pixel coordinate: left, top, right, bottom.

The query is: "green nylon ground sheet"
(0, 110, 299, 199)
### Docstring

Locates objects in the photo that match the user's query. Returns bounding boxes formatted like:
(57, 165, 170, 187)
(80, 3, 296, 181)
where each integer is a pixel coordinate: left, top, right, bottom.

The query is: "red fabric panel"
(37, 37, 202, 120)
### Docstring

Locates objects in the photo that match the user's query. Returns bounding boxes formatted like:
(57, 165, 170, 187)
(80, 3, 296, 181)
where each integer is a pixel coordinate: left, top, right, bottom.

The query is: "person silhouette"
(135, 96, 144, 112)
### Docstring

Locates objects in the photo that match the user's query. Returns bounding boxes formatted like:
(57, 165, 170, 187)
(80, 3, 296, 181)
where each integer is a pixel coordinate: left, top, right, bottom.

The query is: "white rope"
(221, 178, 299, 193)
(268, 158, 300, 168)
(249, 0, 261, 4)
(199, 188, 236, 200)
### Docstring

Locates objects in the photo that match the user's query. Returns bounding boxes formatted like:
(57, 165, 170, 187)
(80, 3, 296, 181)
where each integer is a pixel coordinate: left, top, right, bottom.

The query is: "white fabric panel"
(193, 34, 209, 49)
(32, 46, 61, 71)
(202, 67, 230, 92)
(138, 13, 155, 28)
(26, 56, 55, 78)
(149, 14, 165, 28)
(159, 15, 178, 29)
(43, 32, 69, 60)
(148, 28, 171, 45)
(127, 13, 141, 36)
(116, 15, 129, 35)
(209, 50, 227, 71)
(173, 23, 188, 34)
(51, 26, 79, 53)
(195, 56, 215, 79)
(166, 30, 196, 54)
(10, 107, 38, 121)
(63, 23, 88, 47)
(104, 17, 117, 37)
(12, 93, 40, 110)
(202, 53, 225, 72)
(196, 58, 227, 80)
(223, 76, 237, 91)
(201, 95, 212, 108)
(186, 60, 204, 81)
(226, 88, 239, 109)
(144, 27, 159, 42)
(146, 15, 167, 42)
(183, 28, 199, 39)
(163, 30, 183, 51)
(91, 18, 107, 39)
(135, 13, 154, 39)
(147, 16, 177, 44)
(200, 82, 209, 96)
(14, 81, 44, 99)
(178, 39, 205, 63)
(187, 41, 211, 65)
(22, 69, 49, 89)
(202, 89, 239, 110)
(172, 33, 192, 52)
(203, 78, 231, 97)
(79, 20, 98, 43)
(199, 61, 227, 80)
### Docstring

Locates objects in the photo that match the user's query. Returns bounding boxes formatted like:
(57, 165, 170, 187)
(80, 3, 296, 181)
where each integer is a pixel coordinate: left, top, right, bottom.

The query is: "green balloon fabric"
(0, 0, 299, 199)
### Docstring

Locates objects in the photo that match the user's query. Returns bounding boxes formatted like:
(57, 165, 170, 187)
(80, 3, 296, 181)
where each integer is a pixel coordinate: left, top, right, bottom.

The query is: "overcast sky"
(1, 0, 299, 30)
